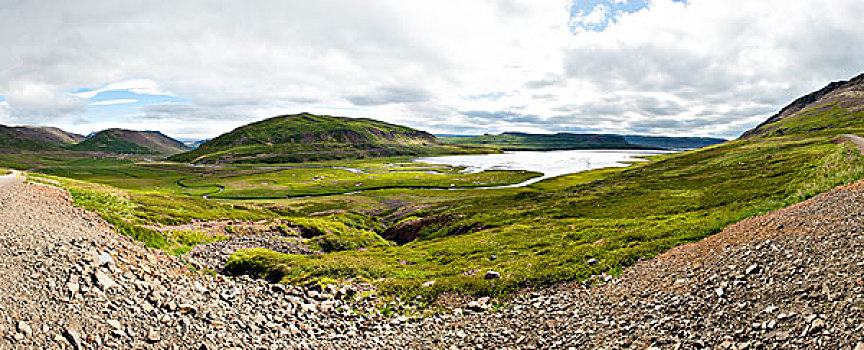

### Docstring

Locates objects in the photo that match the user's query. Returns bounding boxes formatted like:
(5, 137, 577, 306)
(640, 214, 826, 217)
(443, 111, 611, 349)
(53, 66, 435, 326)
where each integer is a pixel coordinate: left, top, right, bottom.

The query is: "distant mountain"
(741, 73, 864, 139)
(177, 139, 209, 149)
(441, 132, 725, 151)
(0, 125, 85, 151)
(170, 113, 486, 164)
(622, 135, 726, 150)
(440, 132, 643, 150)
(70, 129, 190, 155)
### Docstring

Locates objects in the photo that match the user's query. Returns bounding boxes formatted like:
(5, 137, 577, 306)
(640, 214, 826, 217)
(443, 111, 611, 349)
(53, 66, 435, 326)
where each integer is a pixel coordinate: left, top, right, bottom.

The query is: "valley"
(0, 74, 863, 348)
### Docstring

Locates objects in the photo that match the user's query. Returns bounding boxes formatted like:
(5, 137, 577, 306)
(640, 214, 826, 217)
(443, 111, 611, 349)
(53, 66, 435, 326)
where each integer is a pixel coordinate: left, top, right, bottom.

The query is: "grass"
(224, 136, 864, 301)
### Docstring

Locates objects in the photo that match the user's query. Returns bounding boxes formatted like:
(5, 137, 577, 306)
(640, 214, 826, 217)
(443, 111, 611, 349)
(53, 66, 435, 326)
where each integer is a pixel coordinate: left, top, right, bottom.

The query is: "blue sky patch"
(463, 91, 507, 101)
(569, 0, 687, 32)
(72, 85, 189, 128)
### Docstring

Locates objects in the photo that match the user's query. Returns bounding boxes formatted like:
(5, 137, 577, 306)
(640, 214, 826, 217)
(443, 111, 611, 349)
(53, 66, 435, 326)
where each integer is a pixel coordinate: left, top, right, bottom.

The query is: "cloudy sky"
(0, 0, 862, 140)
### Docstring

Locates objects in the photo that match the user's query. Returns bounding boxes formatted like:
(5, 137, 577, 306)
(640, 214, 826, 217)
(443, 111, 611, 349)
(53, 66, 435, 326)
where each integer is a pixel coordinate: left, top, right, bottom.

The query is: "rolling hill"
(741, 72, 864, 139)
(441, 132, 725, 151)
(69, 129, 190, 155)
(0, 125, 85, 151)
(169, 113, 486, 163)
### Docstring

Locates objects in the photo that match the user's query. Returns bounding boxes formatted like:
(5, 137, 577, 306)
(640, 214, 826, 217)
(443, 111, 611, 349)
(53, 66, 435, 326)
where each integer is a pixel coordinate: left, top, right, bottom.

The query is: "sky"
(0, 0, 862, 140)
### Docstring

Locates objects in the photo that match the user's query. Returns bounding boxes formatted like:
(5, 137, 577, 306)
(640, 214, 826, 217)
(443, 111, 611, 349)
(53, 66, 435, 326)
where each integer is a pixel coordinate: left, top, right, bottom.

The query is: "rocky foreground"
(3, 172, 864, 349)
(0, 173, 393, 349)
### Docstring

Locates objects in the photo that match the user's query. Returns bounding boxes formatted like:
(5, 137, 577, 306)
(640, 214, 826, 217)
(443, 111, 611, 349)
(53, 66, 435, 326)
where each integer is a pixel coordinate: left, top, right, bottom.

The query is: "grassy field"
(224, 136, 864, 301)
(11, 132, 864, 303)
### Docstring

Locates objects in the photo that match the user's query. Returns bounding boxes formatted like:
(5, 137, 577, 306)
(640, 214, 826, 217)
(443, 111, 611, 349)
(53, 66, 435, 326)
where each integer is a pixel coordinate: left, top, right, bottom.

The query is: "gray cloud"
(0, 0, 861, 139)
(346, 86, 431, 106)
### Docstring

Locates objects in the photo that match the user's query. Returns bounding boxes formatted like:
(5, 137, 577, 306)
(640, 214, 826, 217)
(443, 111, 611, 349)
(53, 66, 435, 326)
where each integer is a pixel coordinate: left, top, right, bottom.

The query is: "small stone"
(146, 328, 161, 343)
(422, 280, 436, 287)
(63, 327, 84, 350)
(97, 252, 115, 267)
(484, 271, 501, 280)
(715, 287, 725, 297)
(66, 281, 80, 295)
(586, 258, 599, 265)
(107, 320, 122, 330)
(810, 318, 826, 333)
(854, 343, 864, 350)
(17, 321, 32, 337)
(93, 269, 117, 290)
(745, 264, 759, 274)
(178, 303, 197, 315)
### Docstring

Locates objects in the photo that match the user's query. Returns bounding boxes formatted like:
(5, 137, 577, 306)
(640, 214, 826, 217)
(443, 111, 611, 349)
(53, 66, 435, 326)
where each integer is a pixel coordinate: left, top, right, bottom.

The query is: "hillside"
(441, 132, 725, 151)
(741, 72, 864, 138)
(69, 129, 190, 155)
(0, 125, 85, 151)
(621, 135, 726, 150)
(170, 113, 486, 163)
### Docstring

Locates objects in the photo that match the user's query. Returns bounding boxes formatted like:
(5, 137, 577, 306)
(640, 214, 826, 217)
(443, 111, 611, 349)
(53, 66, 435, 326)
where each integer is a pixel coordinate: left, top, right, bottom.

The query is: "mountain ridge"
(741, 72, 864, 139)
(441, 132, 726, 151)
(0, 125, 86, 151)
(69, 128, 190, 155)
(169, 113, 486, 163)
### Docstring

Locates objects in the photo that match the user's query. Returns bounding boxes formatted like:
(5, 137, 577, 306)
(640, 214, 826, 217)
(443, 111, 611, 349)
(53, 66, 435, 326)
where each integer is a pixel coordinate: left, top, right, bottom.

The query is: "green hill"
(169, 113, 486, 164)
(741, 72, 864, 139)
(621, 135, 726, 150)
(0, 125, 85, 151)
(70, 129, 190, 155)
(441, 132, 725, 151)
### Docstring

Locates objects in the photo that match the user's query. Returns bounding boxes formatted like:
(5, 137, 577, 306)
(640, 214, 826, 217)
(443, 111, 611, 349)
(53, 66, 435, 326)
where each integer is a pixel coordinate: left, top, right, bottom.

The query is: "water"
(415, 149, 672, 188)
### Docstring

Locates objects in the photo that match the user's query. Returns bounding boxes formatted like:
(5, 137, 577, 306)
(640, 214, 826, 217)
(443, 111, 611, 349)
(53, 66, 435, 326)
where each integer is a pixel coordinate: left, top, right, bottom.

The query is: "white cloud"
(571, 4, 610, 30)
(71, 79, 172, 99)
(90, 99, 138, 106)
(0, 0, 861, 138)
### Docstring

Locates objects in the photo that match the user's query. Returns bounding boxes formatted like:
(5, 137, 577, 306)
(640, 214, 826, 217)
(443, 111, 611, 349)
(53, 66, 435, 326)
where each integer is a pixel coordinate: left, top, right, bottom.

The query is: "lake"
(415, 149, 671, 188)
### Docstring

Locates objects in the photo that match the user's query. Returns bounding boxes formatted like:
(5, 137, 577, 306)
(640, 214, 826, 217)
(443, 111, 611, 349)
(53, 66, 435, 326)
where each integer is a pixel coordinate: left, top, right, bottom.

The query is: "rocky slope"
(69, 129, 190, 155)
(742, 72, 864, 138)
(0, 173, 394, 349)
(170, 113, 485, 164)
(0, 125, 85, 151)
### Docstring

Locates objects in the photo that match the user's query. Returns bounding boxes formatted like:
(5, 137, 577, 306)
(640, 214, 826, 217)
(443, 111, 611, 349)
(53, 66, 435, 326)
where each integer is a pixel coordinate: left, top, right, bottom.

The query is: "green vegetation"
(70, 128, 189, 155)
(224, 136, 864, 300)
(171, 113, 492, 164)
